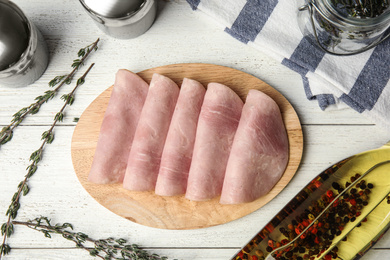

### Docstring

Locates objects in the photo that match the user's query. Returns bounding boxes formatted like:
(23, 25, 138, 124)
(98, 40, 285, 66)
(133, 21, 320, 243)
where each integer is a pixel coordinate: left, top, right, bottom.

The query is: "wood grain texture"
(71, 63, 303, 230)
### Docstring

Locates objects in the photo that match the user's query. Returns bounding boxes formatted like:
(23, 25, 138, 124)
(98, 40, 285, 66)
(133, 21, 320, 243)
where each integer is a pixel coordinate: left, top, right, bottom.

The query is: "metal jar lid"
(80, 0, 145, 18)
(0, 0, 30, 71)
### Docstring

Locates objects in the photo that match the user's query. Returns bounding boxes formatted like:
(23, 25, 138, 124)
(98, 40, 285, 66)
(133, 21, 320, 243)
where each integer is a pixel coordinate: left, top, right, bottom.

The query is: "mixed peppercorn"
(234, 159, 378, 260)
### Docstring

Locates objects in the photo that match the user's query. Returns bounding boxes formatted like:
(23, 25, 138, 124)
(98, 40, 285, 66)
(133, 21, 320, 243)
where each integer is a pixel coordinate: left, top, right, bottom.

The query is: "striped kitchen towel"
(186, 0, 390, 132)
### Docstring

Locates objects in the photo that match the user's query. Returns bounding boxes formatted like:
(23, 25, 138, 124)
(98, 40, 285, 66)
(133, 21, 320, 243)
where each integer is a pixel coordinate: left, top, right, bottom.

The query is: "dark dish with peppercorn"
(232, 142, 390, 260)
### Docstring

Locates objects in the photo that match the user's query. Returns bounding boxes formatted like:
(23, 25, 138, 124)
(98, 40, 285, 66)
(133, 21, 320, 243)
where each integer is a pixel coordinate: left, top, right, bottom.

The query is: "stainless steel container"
(79, 0, 157, 39)
(0, 0, 49, 87)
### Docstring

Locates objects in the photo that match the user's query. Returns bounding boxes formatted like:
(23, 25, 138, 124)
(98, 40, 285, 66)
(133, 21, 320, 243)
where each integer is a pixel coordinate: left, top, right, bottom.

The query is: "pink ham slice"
(123, 73, 180, 191)
(185, 83, 243, 201)
(155, 78, 206, 196)
(220, 89, 289, 204)
(88, 69, 148, 184)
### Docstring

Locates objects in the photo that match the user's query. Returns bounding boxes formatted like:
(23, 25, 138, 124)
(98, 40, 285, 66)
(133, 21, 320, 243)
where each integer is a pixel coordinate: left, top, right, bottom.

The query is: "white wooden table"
(1, 0, 390, 259)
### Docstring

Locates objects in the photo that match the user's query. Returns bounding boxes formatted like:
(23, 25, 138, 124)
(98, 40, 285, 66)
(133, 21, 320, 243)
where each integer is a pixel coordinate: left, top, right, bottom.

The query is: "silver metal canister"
(79, 0, 157, 39)
(0, 0, 49, 87)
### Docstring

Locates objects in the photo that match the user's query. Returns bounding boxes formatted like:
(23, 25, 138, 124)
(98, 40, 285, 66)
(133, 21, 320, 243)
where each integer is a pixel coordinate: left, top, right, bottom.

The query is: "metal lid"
(80, 0, 145, 18)
(0, 1, 30, 71)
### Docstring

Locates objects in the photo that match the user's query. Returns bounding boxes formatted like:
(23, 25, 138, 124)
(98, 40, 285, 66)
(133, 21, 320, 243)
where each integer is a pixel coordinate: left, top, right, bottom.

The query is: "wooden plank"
(0, 248, 240, 260)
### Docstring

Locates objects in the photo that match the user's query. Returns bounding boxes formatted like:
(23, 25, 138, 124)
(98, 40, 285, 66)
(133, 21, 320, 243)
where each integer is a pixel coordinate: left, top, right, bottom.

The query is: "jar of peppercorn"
(297, 0, 390, 55)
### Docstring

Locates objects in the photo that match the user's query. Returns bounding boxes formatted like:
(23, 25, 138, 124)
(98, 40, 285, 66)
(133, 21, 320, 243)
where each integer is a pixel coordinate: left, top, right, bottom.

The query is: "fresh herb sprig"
(10, 217, 166, 260)
(0, 38, 99, 147)
(0, 63, 95, 259)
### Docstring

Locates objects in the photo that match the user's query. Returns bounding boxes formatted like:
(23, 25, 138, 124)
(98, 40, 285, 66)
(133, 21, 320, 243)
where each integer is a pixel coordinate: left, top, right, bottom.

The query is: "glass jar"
(297, 0, 390, 55)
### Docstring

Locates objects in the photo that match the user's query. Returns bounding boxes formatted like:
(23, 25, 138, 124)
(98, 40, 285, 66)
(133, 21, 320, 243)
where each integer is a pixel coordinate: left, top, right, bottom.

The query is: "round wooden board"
(71, 63, 303, 230)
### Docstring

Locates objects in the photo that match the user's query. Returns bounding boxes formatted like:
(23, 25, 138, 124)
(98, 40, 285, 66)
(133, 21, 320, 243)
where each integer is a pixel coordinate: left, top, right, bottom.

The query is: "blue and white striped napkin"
(186, 0, 390, 132)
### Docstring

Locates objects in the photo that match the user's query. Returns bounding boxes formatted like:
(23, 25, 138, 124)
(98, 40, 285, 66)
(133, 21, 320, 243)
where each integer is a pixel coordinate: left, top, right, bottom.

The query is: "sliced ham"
(88, 69, 148, 184)
(123, 73, 180, 191)
(220, 89, 289, 204)
(155, 78, 206, 196)
(185, 83, 243, 201)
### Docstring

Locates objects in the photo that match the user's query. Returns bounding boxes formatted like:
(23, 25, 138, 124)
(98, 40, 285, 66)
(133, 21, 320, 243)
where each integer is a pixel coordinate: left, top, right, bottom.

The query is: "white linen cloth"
(186, 0, 390, 132)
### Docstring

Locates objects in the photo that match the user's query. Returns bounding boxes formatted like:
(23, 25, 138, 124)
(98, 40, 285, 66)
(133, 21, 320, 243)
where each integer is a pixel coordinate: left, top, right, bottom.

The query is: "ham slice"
(185, 83, 243, 201)
(220, 89, 289, 204)
(123, 73, 180, 191)
(88, 69, 148, 184)
(155, 78, 206, 196)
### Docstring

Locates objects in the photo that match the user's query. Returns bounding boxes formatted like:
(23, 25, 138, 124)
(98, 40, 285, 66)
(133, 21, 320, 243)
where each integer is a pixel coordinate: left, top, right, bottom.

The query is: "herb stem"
(0, 38, 99, 147)
(11, 220, 104, 259)
(0, 63, 95, 260)
(10, 217, 166, 260)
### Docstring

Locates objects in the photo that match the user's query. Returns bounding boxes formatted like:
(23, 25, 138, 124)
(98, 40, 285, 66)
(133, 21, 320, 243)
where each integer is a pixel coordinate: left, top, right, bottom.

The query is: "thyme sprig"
(0, 38, 99, 147)
(0, 63, 95, 259)
(10, 217, 166, 260)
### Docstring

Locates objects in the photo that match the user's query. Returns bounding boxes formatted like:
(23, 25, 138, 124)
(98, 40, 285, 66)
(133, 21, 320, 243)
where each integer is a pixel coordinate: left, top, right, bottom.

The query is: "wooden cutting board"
(71, 63, 303, 230)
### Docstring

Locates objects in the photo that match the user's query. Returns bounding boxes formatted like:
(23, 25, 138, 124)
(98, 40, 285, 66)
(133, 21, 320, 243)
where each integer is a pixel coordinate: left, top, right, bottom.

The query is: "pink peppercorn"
(325, 254, 332, 260)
